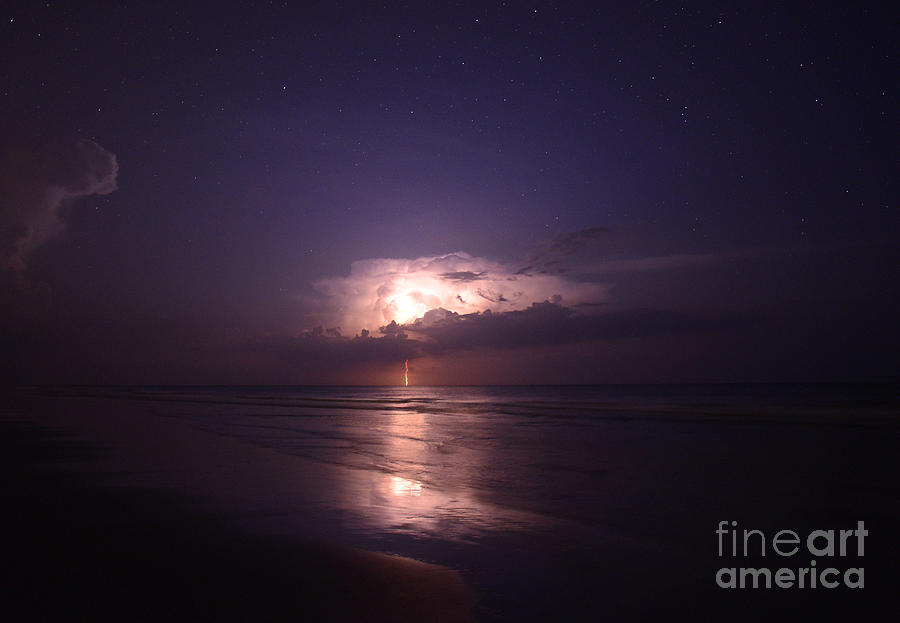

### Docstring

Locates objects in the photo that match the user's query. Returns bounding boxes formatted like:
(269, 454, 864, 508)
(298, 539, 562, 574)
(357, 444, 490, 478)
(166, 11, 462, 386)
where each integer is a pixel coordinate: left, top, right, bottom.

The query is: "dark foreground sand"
(0, 401, 475, 622)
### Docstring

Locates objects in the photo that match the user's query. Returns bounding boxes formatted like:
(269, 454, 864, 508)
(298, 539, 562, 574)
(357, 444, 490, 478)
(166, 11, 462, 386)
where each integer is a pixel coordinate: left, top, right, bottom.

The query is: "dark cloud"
(439, 271, 487, 282)
(476, 288, 509, 303)
(256, 328, 423, 367)
(404, 302, 745, 352)
(379, 320, 408, 339)
(520, 227, 609, 274)
(0, 137, 118, 271)
(582, 248, 787, 275)
(255, 301, 752, 376)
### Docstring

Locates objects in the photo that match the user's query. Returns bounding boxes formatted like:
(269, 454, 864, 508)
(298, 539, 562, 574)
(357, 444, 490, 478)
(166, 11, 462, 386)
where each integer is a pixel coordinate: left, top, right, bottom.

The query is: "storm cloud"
(405, 302, 747, 352)
(292, 234, 753, 370)
(273, 300, 748, 372)
(309, 251, 608, 335)
(0, 137, 118, 271)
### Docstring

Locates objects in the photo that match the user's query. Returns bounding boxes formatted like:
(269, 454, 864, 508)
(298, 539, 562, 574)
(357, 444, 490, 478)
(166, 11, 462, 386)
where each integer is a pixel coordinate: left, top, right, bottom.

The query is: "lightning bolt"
(404, 359, 409, 387)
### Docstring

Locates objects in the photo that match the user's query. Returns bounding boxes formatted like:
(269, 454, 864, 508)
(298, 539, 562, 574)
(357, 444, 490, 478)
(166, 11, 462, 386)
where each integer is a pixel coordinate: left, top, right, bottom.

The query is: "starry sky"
(1, 1, 896, 385)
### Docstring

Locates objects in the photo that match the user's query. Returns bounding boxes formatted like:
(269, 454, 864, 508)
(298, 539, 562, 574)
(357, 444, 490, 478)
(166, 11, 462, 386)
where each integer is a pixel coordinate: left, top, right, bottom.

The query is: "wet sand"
(0, 395, 476, 622)
(2, 387, 898, 622)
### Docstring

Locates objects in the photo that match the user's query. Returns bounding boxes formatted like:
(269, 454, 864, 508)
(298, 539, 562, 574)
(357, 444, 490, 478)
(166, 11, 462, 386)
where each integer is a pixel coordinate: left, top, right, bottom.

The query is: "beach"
(1, 391, 476, 622)
(2, 385, 898, 621)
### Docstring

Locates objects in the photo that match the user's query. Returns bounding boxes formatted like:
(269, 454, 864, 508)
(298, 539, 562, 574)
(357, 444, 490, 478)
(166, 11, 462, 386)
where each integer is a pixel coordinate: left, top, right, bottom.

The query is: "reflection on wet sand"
(344, 397, 549, 541)
(390, 476, 423, 496)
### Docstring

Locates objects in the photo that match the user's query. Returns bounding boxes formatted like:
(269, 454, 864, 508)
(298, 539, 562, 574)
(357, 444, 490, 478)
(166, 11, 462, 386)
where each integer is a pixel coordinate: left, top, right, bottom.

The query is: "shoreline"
(0, 397, 476, 622)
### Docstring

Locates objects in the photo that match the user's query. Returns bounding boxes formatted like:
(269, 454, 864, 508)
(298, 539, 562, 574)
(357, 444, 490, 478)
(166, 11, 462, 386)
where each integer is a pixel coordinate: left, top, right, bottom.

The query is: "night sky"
(2, 2, 896, 385)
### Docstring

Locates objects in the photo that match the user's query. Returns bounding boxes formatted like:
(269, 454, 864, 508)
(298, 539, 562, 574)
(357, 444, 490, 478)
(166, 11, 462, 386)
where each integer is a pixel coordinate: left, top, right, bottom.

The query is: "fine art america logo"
(715, 520, 867, 589)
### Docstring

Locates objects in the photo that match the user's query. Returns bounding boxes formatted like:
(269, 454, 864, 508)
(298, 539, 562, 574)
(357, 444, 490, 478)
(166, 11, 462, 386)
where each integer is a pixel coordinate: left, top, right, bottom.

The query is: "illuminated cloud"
(310, 250, 609, 335)
(0, 137, 118, 271)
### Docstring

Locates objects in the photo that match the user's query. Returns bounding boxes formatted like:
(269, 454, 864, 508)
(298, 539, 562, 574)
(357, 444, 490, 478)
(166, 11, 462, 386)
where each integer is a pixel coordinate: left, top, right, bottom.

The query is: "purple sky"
(1, 2, 896, 384)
